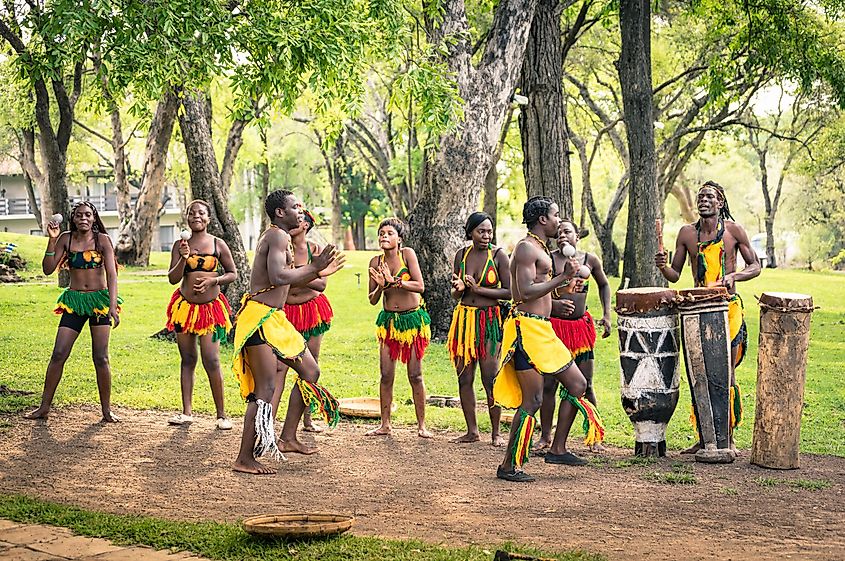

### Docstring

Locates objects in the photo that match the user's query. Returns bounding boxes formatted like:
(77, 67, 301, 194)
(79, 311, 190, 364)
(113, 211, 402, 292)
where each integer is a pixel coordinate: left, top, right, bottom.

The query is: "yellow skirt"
(232, 299, 306, 400)
(493, 312, 574, 409)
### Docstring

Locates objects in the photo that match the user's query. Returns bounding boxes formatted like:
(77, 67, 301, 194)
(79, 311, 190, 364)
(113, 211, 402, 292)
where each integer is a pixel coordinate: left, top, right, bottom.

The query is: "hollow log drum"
(616, 287, 681, 457)
(678, 287, 734, 464)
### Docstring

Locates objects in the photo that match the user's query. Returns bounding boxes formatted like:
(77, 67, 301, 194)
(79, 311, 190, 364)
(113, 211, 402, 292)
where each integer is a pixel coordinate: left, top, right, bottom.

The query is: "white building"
(0, 159, 182, 250)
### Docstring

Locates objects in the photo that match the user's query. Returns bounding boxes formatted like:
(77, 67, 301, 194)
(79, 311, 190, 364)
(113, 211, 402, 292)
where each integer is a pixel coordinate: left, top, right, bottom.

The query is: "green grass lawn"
(1, 231, 843, 455)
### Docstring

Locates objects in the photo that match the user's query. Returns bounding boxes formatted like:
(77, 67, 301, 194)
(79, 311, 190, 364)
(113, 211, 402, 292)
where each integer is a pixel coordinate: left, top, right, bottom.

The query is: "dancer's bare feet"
(302, 423, 325, 433)
(365, 425, 391, 437)
(101, 411, 120, 423)
(532, 438, 551, 452)
(23, 408, 49, 420)
(590, 442, 607, 454)
(233, 458, 276, 475)
(418, 427, 434, 439)
(491, 434, 506, 447)
(279, 438, 318, 455)
(450, 432, 480, 443)
(681, 442, 702, 455)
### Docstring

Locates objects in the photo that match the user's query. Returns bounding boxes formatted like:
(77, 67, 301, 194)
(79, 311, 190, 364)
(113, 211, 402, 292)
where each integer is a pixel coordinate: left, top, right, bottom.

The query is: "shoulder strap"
(213, 237, 218, 257)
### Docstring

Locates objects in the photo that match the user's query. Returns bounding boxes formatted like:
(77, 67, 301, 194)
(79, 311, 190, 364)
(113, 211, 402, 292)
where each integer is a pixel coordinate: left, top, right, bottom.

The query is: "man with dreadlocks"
(26, 201, 122, 423)
(655, 180, 761, 454)
(493, 196, 605, 482)
(231, 190, 345, 475)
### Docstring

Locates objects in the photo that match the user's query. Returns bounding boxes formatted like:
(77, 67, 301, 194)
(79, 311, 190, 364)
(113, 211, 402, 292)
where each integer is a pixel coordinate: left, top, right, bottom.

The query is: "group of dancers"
(24, 180, 757, 481)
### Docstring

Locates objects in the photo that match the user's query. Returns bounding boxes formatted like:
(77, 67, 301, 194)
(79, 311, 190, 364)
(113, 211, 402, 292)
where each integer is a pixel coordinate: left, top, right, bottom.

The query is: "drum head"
(616, 287, 679, 315)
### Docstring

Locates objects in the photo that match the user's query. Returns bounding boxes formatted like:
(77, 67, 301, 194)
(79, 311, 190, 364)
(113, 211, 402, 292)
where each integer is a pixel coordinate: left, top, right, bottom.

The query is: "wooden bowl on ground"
(242, 513, 354, 539)
(338, 397, 397, 419)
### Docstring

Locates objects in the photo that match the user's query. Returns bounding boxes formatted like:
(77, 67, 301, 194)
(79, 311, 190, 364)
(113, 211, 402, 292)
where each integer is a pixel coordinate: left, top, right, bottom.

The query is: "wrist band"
(44, 251, 55, 256)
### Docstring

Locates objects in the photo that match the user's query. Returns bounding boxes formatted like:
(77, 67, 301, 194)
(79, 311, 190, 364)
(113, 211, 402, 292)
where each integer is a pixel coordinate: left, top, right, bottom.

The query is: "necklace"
(526, 231, 553, 280)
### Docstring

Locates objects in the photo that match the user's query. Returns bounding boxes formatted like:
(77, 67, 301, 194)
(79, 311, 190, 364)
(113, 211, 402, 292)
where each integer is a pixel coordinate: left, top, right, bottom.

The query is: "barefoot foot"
(491, 434, 506, 447)
(365, 426, 391, 437)
(418, 427, 434, 439)
(233, 458, 277, 475)
(590, 442, 607, 454)
(278, 438, 318, 455)
(450, 432, 480, 444)
(302, 423, 325, 433)
(23, 408, 49, 420)
(532, 438, 551, 452)
(101, 411, 120, 423)
(681, 442, 702, 455)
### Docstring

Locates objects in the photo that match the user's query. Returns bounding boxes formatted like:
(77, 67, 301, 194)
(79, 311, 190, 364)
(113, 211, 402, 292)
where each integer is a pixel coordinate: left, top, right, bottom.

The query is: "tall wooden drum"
(678, 287, 734, 464)
(616, 287, 681, 457)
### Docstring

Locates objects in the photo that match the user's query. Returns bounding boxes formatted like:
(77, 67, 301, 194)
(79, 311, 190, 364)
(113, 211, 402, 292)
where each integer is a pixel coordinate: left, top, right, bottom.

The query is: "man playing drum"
(654, 181, 761, 453)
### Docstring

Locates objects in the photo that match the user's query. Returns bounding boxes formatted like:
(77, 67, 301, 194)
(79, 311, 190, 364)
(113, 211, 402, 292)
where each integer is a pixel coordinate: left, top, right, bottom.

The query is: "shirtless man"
(231, 190, 344, 474)
(655, 181, 761, 453)
(494, 197, 603, 482)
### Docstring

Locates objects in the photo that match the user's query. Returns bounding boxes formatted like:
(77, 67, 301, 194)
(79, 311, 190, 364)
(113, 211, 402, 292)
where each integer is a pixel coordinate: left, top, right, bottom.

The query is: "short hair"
(265, 190, 294, 220)
(464, 211, 493, 240)
(700, 181, 734, 221)
(185, 199, 211, 215)
(523, 196, 554, 229)
(378, 217, 407, 240)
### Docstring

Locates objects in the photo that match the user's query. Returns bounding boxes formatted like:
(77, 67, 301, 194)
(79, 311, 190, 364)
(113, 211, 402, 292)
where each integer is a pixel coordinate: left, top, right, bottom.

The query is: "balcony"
(0, 194, 181, 217)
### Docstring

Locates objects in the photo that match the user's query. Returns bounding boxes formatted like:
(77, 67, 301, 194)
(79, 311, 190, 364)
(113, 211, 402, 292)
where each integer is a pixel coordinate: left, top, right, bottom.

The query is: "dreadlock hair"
(701, 180, 734, 221)
(70, 201, 108, 253)
(378, 217, 407, 245)
(523, 196, 554, 229)
(264, 189, 294, 220)
(464, 211, 493, 240)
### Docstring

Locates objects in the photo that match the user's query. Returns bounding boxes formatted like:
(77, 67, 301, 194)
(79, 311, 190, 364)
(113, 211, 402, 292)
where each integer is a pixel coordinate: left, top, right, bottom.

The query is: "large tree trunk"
(179, 90, 251, 307)
(115, 90, 180, 265)
(329, 138, 344, 247)
(519, 0, 574, 217)
(618, 0, 663, 288)
(407, 0, 539, 339)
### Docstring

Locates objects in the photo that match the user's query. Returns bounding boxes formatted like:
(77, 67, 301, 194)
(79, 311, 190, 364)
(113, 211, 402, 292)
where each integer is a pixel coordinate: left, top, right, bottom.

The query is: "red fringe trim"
(166, 289, 232, 334)
(381, 335, 429, 364)
(283, 293, 334, 333)
(550, 312, 596, 359)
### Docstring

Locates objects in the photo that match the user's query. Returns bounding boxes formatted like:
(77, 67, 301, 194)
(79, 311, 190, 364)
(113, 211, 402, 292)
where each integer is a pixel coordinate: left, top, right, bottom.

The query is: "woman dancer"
(366, 218, 432, 438)
(447, 212, 510, 445)
(270, 209, 334, 433)
(25, 202, 122, 422)
(166, 200, 237, 429)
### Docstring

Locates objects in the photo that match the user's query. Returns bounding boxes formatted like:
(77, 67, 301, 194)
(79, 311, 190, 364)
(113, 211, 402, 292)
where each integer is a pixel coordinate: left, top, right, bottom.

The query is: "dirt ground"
(1, 406, 843, 561)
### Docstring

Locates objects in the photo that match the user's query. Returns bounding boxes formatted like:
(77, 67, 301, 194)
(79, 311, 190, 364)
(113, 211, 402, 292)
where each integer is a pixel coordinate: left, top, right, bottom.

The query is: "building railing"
(0, 194, 180, 216)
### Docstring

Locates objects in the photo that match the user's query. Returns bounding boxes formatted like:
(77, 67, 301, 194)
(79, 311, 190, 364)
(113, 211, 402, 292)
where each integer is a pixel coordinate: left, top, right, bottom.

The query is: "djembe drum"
(678, 287, 734, 464)
(616, 287, 681, 457)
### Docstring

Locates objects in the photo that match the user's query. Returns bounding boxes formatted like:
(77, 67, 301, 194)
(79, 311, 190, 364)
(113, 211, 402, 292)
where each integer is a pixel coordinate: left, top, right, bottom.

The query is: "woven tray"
(338, 397, 397, 419)
(242, 513, 354, 538)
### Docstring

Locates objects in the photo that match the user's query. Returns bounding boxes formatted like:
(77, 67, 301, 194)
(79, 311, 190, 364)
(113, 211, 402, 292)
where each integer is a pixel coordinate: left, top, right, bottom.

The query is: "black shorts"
(513, 341, 533, 371)
(59, 311, 111, 332)
(244, 326, 267, 347)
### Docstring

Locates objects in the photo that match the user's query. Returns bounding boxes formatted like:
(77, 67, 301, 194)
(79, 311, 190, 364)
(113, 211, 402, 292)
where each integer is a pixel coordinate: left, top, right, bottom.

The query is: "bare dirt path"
(1, 406, 843, 561)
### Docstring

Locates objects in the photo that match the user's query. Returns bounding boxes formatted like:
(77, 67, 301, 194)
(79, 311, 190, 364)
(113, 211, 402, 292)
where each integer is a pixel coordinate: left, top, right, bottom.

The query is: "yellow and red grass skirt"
(166, 289, 232, 342)
(446, 303, 503, 370)
(376, 307, 431, 363)
(550, 311, 596, 365)
(283, 293, 333, 341)
(728, 294, 747, 367)
(55, 288, 122, 318)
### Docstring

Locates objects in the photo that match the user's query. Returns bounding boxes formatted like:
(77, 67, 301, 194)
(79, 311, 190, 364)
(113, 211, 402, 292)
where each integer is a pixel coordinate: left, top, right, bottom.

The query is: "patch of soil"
(1, 406, 843, 561)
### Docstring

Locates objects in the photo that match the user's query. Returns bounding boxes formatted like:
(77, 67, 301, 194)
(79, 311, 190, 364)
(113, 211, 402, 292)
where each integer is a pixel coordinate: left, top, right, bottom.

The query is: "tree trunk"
(519, 0, 574, 217)
(600, 234, 621, 278)
(115, 90, 180, 265)
(764, 218, 777, 268)
(18, 129, 46, 231)
(179, 90, 251, 307)
(482, 163, 498, 238)
(408, 0, 540, 339)
(330, 138, 344, 247)
(618, 0, 663, 288)
(22, 171, 43, 232)
(352, 215, 366, 251)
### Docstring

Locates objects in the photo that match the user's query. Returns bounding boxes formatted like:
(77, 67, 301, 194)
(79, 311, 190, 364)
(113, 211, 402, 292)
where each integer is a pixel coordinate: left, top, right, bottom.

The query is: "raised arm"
(513, 243, 576, 302)
(294, 242, 328, 291)
(42, 230, 68, 275)
(266, 229, 338, 287)
(167, 239, 188, 285)
(368, 255, 385, 305)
